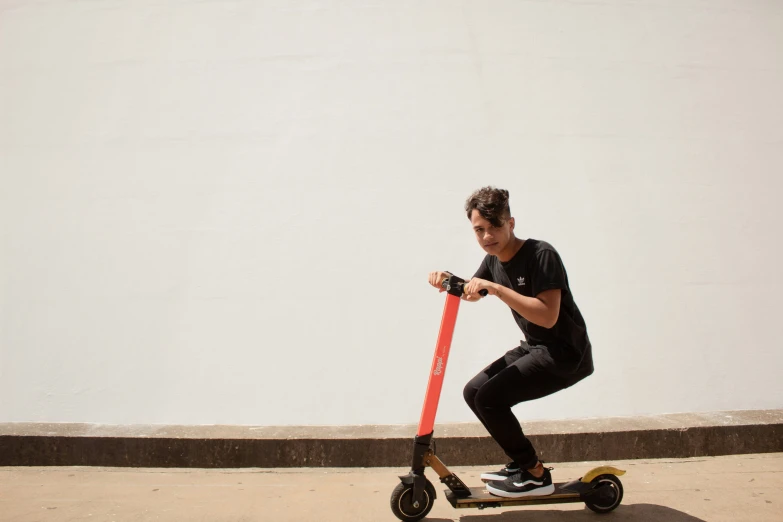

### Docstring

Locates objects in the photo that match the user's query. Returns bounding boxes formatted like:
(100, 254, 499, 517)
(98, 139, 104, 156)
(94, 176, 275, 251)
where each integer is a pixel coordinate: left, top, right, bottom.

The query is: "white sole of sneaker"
(485, 483, 556, 498)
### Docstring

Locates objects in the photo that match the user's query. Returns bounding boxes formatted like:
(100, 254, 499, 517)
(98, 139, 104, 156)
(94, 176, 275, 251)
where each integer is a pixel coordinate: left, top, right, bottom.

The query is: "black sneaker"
(486, 466, 555, 498)
(480, 462, 521, 482)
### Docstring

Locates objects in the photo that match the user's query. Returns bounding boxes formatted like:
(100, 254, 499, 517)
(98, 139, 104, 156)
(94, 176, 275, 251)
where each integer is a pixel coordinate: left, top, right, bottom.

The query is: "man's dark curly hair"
(465, 186, 511, 228)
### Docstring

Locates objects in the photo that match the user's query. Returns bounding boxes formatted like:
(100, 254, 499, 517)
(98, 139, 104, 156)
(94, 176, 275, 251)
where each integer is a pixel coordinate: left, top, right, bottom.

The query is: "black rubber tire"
(390, 479, 436, 521)
(584, 474, 624, 514)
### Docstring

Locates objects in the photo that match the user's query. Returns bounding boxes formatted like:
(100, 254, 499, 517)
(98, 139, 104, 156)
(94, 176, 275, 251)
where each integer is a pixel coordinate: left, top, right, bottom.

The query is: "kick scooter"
(390, 274, 626, 521)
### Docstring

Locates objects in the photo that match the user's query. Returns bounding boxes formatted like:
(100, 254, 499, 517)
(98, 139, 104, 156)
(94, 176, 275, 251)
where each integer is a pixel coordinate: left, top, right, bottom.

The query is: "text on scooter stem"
(434, 356, 444, 376)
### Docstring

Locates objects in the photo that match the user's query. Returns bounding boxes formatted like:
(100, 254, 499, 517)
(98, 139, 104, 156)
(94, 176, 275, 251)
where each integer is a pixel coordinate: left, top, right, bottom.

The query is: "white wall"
(1, 0, 781, 427)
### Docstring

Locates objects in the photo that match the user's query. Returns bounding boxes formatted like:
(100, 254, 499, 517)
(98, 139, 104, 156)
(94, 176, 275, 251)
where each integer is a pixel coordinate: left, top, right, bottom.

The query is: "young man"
(428, 186, 594, 499)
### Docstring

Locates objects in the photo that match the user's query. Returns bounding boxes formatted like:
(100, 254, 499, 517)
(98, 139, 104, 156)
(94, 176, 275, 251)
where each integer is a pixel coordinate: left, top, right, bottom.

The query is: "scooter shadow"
(427, 503, 707, 522)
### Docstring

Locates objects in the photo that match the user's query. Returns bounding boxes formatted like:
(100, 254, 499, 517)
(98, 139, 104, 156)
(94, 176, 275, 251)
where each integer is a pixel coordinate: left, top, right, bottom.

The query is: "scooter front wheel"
(390, 479, 436, 521)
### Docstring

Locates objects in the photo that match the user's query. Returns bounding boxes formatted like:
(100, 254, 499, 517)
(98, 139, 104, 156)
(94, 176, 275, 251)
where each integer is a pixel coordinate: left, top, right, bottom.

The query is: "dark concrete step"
(1, 409, 781, 468)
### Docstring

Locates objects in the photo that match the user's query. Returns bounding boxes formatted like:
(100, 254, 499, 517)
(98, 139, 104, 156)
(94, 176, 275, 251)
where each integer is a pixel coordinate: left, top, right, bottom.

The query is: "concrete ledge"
(1, 409, 781, 468)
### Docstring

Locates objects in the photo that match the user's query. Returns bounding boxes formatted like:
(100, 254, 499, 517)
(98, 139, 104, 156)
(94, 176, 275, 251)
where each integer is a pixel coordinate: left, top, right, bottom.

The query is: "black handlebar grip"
(479, 289, 489, 296)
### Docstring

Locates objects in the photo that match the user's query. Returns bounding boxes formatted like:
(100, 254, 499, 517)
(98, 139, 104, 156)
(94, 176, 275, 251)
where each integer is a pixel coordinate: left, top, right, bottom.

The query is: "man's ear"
(508, 217, 515, 231)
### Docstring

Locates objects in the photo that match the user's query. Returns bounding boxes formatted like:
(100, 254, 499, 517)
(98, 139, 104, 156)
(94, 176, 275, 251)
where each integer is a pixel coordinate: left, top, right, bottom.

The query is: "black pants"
(463, 343, 578, 470)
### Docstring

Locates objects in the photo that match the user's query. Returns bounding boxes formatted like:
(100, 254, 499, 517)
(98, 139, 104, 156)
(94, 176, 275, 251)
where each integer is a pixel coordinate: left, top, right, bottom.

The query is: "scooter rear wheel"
(584, 474, 624, 513)
(390, 479, 436, 521)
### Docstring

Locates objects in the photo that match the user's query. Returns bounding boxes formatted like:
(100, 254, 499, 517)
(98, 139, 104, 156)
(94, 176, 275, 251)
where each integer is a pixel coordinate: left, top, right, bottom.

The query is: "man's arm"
(496, 286, 561, 329)
(464, 278, 561, 328)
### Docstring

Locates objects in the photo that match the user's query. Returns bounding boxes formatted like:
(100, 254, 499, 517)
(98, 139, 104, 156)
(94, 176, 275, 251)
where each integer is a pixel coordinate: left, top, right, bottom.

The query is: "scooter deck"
(445, 483, 583, 509)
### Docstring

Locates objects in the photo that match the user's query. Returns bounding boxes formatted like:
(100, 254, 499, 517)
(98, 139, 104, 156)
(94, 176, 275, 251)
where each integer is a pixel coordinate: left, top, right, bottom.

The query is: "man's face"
(470, 210, 514, 255)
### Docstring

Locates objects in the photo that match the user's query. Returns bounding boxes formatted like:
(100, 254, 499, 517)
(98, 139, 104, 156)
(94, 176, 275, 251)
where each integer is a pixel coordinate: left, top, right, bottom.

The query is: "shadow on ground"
(426, 503, 706, 522)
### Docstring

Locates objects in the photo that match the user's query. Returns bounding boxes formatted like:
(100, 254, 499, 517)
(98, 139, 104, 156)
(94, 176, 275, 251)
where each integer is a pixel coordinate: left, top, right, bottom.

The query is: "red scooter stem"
(417, 293, 461, 437)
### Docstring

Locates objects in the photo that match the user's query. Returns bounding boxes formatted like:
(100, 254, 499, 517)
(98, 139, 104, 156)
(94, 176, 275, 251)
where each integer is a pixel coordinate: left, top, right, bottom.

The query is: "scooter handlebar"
(441, 275, 489, 297)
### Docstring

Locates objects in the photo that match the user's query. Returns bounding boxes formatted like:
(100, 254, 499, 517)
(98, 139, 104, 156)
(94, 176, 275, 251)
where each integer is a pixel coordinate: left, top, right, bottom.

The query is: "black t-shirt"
(473, 238, 594, 380)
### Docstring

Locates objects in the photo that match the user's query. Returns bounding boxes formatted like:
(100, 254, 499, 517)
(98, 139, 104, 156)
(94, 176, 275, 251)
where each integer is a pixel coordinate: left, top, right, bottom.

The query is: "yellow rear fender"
(581, 466, 626, 483)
